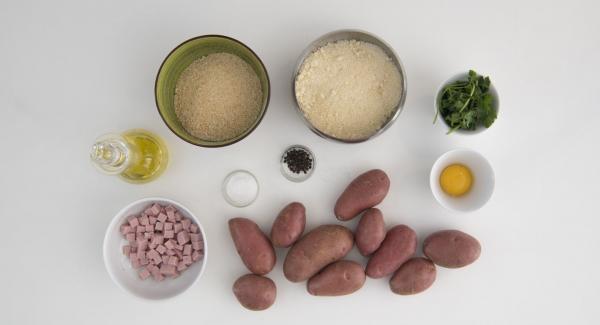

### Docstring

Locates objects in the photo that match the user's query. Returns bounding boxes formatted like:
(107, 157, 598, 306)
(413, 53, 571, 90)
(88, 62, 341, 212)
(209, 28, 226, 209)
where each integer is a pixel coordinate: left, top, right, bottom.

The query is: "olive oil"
(90, 129, 168, 183)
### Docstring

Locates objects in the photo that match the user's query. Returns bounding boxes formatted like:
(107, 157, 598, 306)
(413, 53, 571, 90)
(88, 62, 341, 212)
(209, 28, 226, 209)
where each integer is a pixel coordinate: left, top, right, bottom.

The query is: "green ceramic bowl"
(155, 35, 270, 147)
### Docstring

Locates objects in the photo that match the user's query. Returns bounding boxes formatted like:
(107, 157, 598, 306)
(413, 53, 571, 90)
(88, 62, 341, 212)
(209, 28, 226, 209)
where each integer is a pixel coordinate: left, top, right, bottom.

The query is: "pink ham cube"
(138, 268, 151, 280)
(126, 233, 136, 244)
(157, 213, 167, 223)
(160, 264, 177, 276)
(139, 215, 149, 226)
(174, 223, 183, 233)
(164, 222, 173, 231)
(156, 245, 166, 255)
(122, 245, 131, 256)
(175, 213, 183, 221)
(120, 225, 132, 235)
(181, 219, 191, 231)
(168, 256, 179, 266)
(177, 231, 190, 245)
(164, 230, 175, 239)
(192, 241, 203, 251)
(155, 222, 163, 231)
(183, 244, 192, 256)
(189, 224, 199, 233)
(182, 255, 192, 265)
(164, 239, 176, 250)
(177, 262, 188, 272)
(127, 216, 139, 228)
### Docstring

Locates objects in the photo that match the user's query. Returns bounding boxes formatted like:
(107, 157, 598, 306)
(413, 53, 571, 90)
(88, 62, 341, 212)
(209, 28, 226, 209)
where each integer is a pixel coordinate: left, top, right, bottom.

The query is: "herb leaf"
(435, 70, 497, 133)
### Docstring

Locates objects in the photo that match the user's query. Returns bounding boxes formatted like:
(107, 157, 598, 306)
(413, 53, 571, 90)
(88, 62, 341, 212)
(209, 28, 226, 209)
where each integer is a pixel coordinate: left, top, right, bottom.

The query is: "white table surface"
(2, 0, 599, 324)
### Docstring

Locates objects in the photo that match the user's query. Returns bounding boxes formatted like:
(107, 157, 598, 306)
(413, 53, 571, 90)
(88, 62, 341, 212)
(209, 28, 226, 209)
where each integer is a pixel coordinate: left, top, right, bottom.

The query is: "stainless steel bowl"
(292, 29, 407, 143)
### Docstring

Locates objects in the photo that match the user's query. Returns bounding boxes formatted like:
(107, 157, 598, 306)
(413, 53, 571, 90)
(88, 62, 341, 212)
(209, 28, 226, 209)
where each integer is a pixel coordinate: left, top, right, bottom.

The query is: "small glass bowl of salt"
(222, 170, 259, 207)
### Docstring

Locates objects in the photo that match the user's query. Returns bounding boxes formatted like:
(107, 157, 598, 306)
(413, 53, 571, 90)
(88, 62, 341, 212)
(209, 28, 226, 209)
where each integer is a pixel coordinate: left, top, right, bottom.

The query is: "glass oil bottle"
(90, 129, 169, 183)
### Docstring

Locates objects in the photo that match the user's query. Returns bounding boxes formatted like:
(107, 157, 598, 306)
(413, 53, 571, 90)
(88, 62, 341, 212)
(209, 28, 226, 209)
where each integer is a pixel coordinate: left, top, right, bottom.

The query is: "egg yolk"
(440, 164, 473, 197)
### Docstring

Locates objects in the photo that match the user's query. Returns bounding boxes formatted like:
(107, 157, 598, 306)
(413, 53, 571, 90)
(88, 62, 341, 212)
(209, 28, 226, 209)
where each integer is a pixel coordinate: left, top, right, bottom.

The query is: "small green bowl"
(155, 35, 270, 147)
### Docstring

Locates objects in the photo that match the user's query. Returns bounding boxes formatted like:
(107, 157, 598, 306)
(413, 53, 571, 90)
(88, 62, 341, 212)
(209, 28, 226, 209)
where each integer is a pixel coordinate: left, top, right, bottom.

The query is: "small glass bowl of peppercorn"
(280, 145, 315, 182)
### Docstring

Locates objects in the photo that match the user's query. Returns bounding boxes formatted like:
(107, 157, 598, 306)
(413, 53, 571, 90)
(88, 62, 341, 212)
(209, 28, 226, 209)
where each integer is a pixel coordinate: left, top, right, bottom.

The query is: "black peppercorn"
(283, 148, 313, 174)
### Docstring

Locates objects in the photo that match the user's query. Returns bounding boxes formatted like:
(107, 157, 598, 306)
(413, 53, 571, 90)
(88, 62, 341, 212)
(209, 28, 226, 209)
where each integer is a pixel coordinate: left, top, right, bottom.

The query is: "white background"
(1, 0, 599, 324)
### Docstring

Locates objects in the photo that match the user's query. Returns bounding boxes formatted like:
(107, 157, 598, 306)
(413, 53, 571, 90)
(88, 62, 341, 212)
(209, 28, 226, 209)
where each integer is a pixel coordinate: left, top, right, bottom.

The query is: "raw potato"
(390, 257, 436, 295)
(284, 225, 354, 282)
(229, 218, 276, 275)
(366, 225, 417, 278)
(307, 260, 366, 296)
(270, 202, 306, 248)
(423, 230, 481, 268)
(233, 274, 276, 311)
(355, 208, 386, 256)
(334, 169, 390, 221)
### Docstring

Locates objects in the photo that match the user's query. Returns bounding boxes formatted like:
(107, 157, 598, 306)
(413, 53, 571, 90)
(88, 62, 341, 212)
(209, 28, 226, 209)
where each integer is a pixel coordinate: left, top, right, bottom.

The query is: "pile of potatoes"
(229, 169, 481, 311)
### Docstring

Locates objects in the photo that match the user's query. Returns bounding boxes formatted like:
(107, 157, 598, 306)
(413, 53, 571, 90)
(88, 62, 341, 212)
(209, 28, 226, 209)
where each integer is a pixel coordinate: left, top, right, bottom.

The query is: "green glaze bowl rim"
(154, 35, 271, 148)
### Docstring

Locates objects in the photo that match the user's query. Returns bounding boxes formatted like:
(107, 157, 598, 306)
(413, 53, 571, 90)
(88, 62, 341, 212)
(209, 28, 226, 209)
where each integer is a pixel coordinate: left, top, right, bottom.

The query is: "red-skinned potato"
(229, 218, 276, 275)
(355, 208, 386, 256)
(423, 230, 481, 268)
(233, 274, 276, 311)
(284, 225, 354, 282)
(270, 202, 306, 248)
(334, 169, 390, 221)
(366, 225, 417, 278)
(307, 260, 366, 296)
(390, 257, 436, 295)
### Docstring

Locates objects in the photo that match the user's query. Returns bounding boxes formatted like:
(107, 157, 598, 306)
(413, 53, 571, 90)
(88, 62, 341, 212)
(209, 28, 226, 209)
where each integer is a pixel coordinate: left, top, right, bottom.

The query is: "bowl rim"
(291, 29, 408, 144)
(154, 34, 271, 148)
(434, 71, 500, 135)
(102, 197, 208, 300)
(429, 148, 495, 212)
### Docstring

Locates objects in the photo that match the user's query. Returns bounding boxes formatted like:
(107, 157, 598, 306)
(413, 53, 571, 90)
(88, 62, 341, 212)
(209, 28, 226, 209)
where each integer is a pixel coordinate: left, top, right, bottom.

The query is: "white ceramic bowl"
(430, 149, 495, 212)
(434, 72, 499, 135)
(103, 197, 207, 300)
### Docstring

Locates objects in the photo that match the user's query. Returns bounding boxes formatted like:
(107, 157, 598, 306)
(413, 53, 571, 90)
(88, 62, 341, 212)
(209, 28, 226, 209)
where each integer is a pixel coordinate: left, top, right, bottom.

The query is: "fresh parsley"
(434, 70, 497, 134)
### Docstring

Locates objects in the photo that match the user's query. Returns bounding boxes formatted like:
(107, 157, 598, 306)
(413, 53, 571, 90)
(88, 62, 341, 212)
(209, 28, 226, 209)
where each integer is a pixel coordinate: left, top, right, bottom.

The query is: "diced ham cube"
(138, 268, 151, 280)
(144, 232, 153, 239)
(147, 250, 162, 264)
(145, 203, 161, 217)
(190, 233, 202, 242)
(189, 224, 199, 233)
(120, 225, 132, 235)
(155, 222, 163, 231)
(164, 230, 175, 239)
(157, 213, 167, 223)
(145, 224, 154, 232)
(140, 256, 148, 266)
(137, 249, 146, 259)
(130, 246, 137, 253)
(174, 223, 183, 233)
(175, 250, 183, 259)
(151, 235, 163, 246)
(152, 272, 164, 281)
(168, 256, 179, 266)
(192, 241, 203, 251)
(139, 215, 149, 226)
(177, 231, 190, 245)
(175, 212, 183, 221)
(177, 262, 188, 272)
(166, 249, 176, 256)
(160, 264, 177, 276)
(181, 219, 191, 231)
(164, 240, 176, 250)
(164, 222, 173, 231)
(156, 245, 166, 255)
(192, 251, 203, 262)
(136, 226, 145, 233)
(161, 255, 169, 264)
(149, 216, 157, 225)
(126, 233, 135, 244)
(182, 255, 192, 265)
(183, 245, 192, 256)
(122, 245, 131, 256)
(131, 258, 141, 269)
(127, 215, 139, 228)
(137, 239, 148, 251)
